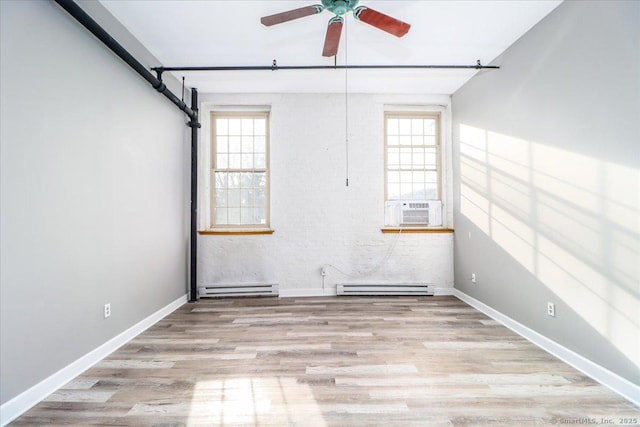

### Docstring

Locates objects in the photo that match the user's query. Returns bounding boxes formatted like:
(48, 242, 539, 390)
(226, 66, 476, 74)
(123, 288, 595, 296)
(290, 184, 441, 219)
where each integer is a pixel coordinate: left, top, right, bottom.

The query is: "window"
(385, 112, 441, 202)
(211, 112, 269, 229)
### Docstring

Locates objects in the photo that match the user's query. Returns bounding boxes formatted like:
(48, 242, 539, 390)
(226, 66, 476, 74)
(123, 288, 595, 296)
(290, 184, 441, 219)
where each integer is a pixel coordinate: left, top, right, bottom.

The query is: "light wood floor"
(11, 296, 639, 426)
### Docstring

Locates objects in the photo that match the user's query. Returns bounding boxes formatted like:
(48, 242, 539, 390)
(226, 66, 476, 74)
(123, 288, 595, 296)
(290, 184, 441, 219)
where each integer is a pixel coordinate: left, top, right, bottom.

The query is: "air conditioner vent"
(385, 200, 442, 227)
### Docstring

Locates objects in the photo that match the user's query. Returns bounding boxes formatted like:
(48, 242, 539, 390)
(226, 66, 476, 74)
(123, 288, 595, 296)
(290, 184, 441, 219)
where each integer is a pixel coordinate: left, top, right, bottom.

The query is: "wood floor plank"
(10, 296, 639, 426)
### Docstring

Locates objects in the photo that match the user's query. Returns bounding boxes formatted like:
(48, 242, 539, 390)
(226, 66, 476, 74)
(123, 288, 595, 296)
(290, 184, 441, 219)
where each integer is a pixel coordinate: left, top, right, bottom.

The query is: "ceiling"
(99, 0, 562, 94)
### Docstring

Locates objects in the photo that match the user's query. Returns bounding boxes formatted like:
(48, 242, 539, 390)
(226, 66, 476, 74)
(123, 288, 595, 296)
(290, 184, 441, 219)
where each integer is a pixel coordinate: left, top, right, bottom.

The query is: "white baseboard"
(453, 289, 640, 407)
(434, 287, 455, 296)
(0, 294, 188, 426)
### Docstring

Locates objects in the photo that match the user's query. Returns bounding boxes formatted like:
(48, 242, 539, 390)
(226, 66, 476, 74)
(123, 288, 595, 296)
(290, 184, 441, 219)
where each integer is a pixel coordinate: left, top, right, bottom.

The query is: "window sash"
(384, 112, 441, 202)
(211, 112, 269, 228)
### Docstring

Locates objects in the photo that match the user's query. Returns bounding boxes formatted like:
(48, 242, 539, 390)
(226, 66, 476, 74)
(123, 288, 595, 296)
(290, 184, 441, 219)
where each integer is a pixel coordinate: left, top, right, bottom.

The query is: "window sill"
(199, 229, 274, 235)
(381, 227, 454, 234)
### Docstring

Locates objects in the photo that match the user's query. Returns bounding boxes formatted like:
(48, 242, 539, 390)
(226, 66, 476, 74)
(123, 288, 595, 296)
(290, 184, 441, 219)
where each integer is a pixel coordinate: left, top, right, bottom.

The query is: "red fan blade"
(261, 5, 323, 26)
(354, 7, 410, 37)
(322, 18, 343, 57)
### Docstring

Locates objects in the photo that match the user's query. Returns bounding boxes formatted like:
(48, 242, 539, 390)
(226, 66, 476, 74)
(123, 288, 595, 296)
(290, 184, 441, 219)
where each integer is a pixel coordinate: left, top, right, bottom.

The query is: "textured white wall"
(198, 93, 454, 295)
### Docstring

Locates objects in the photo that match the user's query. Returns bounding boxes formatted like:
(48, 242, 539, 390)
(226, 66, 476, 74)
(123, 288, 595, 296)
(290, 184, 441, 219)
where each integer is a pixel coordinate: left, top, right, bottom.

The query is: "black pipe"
(189, 88, 199, 302)
(154, 64, 499, 72)
(54, 0, 199, 125)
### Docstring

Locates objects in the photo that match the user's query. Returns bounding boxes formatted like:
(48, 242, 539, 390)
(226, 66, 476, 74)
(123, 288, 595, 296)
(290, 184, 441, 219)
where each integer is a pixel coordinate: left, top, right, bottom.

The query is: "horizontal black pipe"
(154, 64, 499, 72)
(54, 0, 198, 126)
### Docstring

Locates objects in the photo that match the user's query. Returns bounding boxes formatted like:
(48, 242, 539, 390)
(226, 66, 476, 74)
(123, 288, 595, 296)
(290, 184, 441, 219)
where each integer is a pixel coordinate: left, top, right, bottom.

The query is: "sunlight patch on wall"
(459, 123, 640, 366)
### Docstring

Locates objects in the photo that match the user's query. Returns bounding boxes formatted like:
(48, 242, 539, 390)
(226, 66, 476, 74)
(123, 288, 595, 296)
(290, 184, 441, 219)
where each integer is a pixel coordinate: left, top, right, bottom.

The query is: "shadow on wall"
(458, 123, 639, 382)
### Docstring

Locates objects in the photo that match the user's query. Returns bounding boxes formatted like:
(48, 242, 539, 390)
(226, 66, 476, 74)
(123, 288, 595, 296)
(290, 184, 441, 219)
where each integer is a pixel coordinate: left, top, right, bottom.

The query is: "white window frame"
(383, 105, 451, 228)
(384, 111, 442, 203)
(202, 107, 271, 231)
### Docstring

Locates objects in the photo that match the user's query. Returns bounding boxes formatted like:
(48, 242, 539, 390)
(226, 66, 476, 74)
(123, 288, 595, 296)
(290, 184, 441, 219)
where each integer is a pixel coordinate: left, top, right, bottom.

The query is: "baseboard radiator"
(198, 283, 279, 298)
(336, 283, 434, 296)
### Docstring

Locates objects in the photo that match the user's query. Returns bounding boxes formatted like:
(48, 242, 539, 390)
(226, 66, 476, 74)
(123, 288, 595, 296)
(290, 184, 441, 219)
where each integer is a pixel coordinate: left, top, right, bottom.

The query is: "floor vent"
(336, 283, 434, 296)
(198, 283, 279, 298)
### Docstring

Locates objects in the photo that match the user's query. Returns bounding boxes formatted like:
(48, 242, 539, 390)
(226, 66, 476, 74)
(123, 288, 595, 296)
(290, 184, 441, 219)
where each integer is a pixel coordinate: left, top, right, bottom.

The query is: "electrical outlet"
(547, 302, 555, 317)
(104, 303, 111, 319)
(471, 273, 476, 283)
(321, 265, 327, 276)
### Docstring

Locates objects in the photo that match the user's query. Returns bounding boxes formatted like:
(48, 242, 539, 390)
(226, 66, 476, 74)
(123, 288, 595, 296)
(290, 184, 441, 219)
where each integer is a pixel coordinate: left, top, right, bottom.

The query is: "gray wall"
(452, 0, 639, 384)
(0, 0, 189, 404)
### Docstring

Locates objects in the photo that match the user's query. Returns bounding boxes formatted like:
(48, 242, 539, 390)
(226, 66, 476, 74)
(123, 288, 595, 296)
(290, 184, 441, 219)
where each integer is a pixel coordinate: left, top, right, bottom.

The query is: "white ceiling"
(99, 0, 562, 94)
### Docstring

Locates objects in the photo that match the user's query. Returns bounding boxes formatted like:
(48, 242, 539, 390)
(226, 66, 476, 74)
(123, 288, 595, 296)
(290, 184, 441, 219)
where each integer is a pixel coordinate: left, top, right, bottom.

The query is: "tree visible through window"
(385, 112, 440, 201)
(211, 112, 269, 228)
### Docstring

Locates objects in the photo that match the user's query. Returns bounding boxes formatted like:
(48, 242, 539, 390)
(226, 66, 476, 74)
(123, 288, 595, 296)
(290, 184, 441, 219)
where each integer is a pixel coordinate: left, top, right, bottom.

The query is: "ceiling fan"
(261, 0, 411, 57)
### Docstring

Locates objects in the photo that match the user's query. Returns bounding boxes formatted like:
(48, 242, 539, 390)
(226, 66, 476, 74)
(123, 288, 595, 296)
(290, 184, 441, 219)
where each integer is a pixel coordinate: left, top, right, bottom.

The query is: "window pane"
(216, 154, 228, 169)
(399, 136, 411, 146)
(229, 154, 241, 169)
(413, 171, 425, 183)
(241, 119, 253, 135)
(388, 183, 401, 199)
(216, 136, 228, 154)
(399, 119, 411, 135)
(241, 136, 253, 152)
(400, 184, 413, 200)
(241, 154, 253, 169)
(400, 171, 412, 184)
(400, 148, 412, 169)
(412, 148, 425, 168)
(425, 183, 438, 199)
(215, 189, 228, 207)
(413, 183, 427, 200)
(254, 153, 266, 168)
(425, 148, 437, 168)
(411, 119, 423, 135)
(254, 119, 266, 136)
(228, 189, 241, 207)
(387, 119, 398, 135)
(229, 136, 241, 152)
(388, 171, 400, 183)
(387, 135, 399, 146)
(255, 188, 266, 207)
(216, 119, 228, 135)
(387, 148, 399, 168)
(228, 119, 241, 135)
(214, 207, 228, 224)
(254, 136, 266, 153)
(255, 208, 266, 224)
(425, 119, 436, 135)
(254, 172, 266, 188)
(215, 172, 227, 188)
(411, 136, 423, 146)
(227, 173, 240, 189)
(241, 208, 253, 224)
(424, 136, 436, 146)
(240, 189, 253, 207)
(227, 208, 240, 224)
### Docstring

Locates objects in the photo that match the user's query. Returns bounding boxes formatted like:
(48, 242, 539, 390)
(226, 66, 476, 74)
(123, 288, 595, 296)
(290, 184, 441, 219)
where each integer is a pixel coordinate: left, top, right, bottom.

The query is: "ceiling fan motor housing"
(321, 0, 360, 16)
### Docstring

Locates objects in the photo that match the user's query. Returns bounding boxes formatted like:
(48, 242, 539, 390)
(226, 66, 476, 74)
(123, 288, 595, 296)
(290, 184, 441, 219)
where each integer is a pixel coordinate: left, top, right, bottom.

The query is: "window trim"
(384, 111, 442, 203)
(209, 110, 271, 230)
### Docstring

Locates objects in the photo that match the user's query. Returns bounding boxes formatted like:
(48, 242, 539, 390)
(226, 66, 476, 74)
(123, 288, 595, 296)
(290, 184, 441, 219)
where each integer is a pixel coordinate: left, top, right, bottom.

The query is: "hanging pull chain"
(344, 18, 349, 187)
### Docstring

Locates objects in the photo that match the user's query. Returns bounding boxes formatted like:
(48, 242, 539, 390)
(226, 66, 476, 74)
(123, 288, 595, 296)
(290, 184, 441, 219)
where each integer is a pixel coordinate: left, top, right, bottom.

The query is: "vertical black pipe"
(189, 88, 199, 302)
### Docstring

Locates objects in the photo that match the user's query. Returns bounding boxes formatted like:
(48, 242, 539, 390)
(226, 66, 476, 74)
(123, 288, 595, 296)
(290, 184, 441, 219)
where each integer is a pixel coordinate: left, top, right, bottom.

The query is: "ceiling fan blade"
(354, 6, 410, 37)
(261, 5, 323, 26)
(322, 17, 343, 57)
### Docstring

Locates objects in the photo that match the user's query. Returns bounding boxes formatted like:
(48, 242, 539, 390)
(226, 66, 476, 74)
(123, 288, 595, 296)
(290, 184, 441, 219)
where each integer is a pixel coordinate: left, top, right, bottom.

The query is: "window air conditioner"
(385, 200, 442, 227)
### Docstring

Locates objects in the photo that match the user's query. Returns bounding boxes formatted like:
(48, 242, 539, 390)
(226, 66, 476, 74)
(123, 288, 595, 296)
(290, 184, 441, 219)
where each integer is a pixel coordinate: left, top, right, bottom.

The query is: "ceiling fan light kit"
(261, 0, 411, 57)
